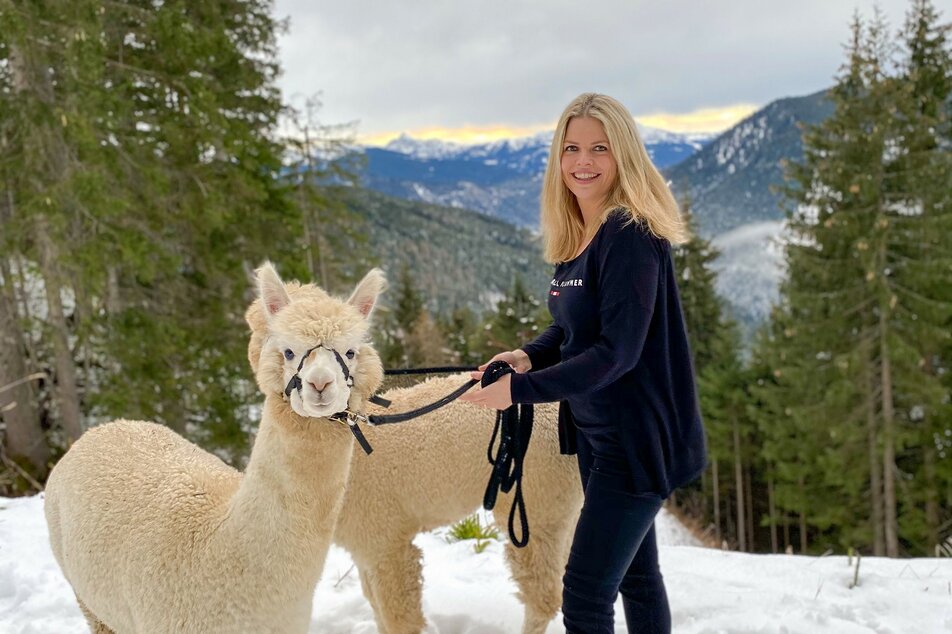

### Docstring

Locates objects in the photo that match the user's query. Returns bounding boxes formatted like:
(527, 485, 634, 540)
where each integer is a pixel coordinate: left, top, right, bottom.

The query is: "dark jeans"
(562, 429, 672, 634)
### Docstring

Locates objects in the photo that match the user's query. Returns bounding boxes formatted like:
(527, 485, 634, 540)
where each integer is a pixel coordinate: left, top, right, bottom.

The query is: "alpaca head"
(246, 263, 386, 419)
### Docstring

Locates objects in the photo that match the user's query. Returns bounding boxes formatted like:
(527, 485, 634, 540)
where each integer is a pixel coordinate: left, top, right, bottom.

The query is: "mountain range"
(340, 89, 836, 336)
(359, 126, 713, 229)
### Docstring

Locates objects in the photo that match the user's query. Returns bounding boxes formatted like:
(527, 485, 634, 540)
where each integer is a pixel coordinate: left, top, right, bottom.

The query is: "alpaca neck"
(223, 394, 354, 569)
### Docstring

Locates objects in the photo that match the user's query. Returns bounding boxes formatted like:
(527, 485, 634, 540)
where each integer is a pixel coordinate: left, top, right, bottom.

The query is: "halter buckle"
(343, 410, 368, 426)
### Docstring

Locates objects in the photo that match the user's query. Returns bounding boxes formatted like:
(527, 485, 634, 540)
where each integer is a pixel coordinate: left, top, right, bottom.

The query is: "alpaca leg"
(77, 598, 115, 634)
(357, 542, 426, 634)
(357, 565, 390, 634)
(495, 508, 574, 634)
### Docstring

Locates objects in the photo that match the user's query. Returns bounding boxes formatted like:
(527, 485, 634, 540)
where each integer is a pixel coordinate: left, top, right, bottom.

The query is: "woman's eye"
(346, 349, 356, 360)
(594, 145, 608, 151)
(284, 349, 295, 361)
(563, 145, 577, 152)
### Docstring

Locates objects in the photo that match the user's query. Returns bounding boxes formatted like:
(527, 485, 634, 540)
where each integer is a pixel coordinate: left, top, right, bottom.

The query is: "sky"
(273, 0, 938, 145)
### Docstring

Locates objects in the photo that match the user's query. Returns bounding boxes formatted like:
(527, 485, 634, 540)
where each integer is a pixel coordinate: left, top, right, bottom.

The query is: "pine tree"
(405, 311, 449, 366)
(0, 0, 299, 468)
(394, 263, 425, 335)
(439, 306, 483, 367)
(774, 6, 952, 555)
(671, 201, 754, 548)
(479, 274, 547, 357)
(88, 0, 296, 458)
(889, 0, 952, 553)
(282, 95, 369, 293)
(0, 0, 110, 447)
(376, 263, 426, 368)
(671, 201, 726, 375)
(745, 328, 785, 553)
(777, 13, 898, 554)
(698, 319, 753, 550)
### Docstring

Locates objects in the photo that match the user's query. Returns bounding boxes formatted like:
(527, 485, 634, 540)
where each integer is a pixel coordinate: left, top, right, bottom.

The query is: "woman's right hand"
(478, 349, 532, 374)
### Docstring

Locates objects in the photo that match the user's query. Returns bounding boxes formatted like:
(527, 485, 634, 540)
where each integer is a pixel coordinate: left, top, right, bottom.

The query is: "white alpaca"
(247, 316, 584, 633)
(44, 263, 386, 634)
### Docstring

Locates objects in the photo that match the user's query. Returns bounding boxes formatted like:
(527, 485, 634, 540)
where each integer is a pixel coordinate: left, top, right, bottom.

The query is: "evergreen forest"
(0, 0, 949, 558)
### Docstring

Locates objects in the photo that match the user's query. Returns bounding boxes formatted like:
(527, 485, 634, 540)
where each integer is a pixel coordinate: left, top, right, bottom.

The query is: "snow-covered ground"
(1, 495, 949, 633)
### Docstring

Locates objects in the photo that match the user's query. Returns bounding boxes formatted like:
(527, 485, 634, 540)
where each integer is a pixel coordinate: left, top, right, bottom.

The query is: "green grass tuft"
(446, 513, 500, 554)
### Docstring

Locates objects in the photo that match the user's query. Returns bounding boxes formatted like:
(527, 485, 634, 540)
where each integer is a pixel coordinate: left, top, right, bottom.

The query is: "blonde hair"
(540, 93, 688, 263)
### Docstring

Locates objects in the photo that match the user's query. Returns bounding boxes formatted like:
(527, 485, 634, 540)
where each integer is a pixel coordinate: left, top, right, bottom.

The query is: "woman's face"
(560, 116, 617, 211)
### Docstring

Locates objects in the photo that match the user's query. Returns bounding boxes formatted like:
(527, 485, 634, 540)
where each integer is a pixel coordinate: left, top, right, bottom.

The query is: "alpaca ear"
(256, 262, 291, 319)
(347, 268, 386, 319)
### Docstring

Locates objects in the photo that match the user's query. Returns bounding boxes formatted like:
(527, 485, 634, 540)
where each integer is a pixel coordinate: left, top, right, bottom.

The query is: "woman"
(460, 93, 707, 633)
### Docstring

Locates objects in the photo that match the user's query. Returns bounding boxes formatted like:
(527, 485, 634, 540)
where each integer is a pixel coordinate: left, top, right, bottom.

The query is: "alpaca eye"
(346, 349, 356, 360)
(284, 349, 295, 361)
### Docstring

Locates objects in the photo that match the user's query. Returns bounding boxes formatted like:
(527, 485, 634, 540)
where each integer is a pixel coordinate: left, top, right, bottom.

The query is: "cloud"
(275, 0, 916, 139)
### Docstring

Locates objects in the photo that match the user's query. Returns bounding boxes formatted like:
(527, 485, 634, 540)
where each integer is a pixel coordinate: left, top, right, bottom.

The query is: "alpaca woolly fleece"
(44, 264, 386, 634)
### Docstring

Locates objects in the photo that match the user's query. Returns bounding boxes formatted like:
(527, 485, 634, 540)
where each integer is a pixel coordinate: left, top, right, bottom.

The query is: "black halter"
(284, 343, 354, 398)
(282, 343, 378, 455)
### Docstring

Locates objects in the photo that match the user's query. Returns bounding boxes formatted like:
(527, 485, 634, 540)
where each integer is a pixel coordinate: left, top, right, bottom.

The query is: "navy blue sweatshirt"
(510, 209, 707, 497)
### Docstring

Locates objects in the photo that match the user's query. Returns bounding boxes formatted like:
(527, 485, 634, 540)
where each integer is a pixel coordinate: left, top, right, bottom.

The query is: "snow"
(637, 125, 715, 150)
(384, 134, 469, 160)
(377, 127, 714, 163)
(2, 495, 950, 633)
(711, 221, 786, 325)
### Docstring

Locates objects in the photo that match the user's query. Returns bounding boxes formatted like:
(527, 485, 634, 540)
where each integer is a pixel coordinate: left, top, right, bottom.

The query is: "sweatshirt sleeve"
(509, 221, 661, 404)
(520, 322, 564, 371)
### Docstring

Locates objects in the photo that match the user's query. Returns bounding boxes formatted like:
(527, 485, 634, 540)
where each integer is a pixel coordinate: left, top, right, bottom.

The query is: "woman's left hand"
(458, 372, 513, 410)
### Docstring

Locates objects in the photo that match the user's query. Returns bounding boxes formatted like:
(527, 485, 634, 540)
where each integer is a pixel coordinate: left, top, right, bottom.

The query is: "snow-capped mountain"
(666, 89, 835, 237)
(358, 127, 713, 228)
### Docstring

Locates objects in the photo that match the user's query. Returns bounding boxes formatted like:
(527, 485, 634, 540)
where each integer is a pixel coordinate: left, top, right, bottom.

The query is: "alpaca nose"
(308, 378, 331, 393)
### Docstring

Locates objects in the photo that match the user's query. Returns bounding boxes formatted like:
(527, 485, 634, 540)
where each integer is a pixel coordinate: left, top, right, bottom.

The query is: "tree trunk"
(9, 37, 83, 444)
(768, 473, 778, 554)
(733, 414, 746, 552)
(298, 182, 317, 281)
(106, 265, 122, 315)
(712, 459, 721, 544)
(879, 308, 899, 557)
(35, 215, 84, 443)
(0, 168, 48, 479)
(0, 260, 49, 478)
(745, 462, 755, 552)
(921, 356, 939, 553)
(923, 445, 939, 552)
(70, 268, 95, 400)
(864, 341, 885, 556)
(301, 127, 328, 289)
(798, 475, 808, 553)
(783, 512, 790, 552)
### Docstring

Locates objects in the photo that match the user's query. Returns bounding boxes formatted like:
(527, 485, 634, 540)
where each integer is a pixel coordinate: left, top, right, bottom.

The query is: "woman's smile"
(571, 171, 601, 183)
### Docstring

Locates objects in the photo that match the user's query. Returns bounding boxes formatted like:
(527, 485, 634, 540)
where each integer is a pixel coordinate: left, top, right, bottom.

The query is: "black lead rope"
(480, 361, 533, 548)
(384, 366, 477, 376)
(366, 379, 478, 426)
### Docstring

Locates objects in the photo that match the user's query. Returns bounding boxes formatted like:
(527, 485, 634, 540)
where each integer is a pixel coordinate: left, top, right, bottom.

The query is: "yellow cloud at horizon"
(637, 103, 760, 134)
(360, 124, 554, 147)
(360, 103, 761, 146)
